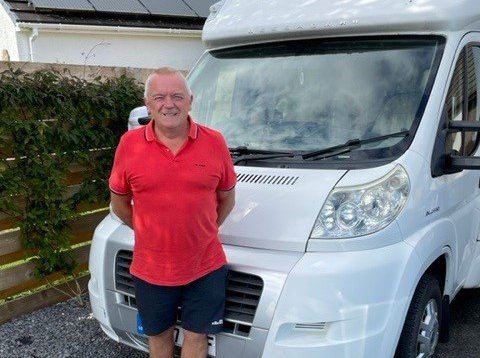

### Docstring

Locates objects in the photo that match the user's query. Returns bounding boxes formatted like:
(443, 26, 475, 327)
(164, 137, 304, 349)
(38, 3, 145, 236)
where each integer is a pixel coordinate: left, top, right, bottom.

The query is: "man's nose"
(164, 96, 175, 107)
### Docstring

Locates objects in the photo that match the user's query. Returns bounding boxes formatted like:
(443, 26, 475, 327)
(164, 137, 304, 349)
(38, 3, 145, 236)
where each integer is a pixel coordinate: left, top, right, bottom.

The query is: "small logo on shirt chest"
(195, 163, 206, 168)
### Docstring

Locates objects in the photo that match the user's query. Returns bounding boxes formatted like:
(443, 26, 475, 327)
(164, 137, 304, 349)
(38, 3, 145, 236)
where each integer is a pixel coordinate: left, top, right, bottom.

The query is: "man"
(109, 67, 236, 358)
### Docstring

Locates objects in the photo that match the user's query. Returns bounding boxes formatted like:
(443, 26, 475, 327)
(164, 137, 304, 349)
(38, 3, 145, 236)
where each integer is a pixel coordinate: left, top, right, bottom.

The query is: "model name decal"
(426, 206, 440, 216)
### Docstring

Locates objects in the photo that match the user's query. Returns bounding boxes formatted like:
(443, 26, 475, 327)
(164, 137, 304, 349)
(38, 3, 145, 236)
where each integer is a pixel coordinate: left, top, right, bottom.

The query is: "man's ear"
(144, 99, 152, 116)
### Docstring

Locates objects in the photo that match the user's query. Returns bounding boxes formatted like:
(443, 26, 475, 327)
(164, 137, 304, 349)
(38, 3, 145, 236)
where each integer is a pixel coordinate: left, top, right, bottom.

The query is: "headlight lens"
(310, 165, 410, 239)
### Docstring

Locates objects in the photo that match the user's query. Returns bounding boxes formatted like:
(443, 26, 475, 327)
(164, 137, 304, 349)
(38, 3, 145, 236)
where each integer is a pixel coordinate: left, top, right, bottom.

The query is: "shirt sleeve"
(216, 133, 237, 191)
(109, 135, 132, 195)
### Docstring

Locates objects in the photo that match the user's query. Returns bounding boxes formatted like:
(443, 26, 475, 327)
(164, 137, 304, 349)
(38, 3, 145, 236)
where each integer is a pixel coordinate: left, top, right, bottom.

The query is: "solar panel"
(140, 0, 197, 17)
(183, 0, 217, 18)
(31, 0, 95, 11)
(30, 0, 214, 18)
(88, 0, 149, 14)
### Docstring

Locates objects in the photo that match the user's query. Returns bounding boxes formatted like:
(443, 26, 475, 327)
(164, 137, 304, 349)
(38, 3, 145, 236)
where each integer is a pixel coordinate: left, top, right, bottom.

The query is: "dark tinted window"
(445, 46, 480, 155)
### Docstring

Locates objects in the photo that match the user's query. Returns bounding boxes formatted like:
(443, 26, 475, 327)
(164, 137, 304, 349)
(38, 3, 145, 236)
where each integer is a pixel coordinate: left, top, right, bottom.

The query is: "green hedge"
(0, 68, 142, 277)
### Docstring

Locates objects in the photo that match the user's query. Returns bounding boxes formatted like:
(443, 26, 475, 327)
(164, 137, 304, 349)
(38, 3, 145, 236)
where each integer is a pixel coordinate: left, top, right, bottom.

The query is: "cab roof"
(202, 0, 480, 49)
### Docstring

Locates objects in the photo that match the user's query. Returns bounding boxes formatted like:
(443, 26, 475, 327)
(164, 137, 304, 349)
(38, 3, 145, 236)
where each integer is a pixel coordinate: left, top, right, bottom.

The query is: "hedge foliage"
(0, 68, 143, 278)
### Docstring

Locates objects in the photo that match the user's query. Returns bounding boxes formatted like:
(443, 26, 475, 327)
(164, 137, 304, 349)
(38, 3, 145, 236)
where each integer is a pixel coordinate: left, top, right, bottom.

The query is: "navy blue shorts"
(133, 265, 228, 336)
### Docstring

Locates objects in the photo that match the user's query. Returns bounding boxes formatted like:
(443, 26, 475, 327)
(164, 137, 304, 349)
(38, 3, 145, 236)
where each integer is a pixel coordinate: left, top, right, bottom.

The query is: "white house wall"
(0, 4, 19, 60)
(15, 26, 205, 70)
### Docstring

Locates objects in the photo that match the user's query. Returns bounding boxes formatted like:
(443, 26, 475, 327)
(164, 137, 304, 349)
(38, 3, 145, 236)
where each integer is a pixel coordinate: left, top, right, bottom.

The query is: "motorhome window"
(445, 46, 480, 156)
(189, 37, 444, 165)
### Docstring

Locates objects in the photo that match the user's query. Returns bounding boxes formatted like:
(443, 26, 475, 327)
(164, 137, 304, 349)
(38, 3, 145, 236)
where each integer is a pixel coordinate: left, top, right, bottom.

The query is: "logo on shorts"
(211, 319, 223, 326)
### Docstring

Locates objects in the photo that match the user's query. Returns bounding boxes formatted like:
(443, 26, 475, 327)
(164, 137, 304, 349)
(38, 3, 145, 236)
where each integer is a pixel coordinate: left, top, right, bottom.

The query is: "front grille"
(114, 250, 264, 337)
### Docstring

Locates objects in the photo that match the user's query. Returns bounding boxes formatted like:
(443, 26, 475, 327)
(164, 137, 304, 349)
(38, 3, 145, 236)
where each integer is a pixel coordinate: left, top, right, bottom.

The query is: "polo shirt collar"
(145, 115, 198, 142)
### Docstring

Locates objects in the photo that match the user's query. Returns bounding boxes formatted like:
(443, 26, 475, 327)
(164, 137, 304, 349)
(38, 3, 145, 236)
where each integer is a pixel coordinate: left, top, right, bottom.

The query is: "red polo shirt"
(109, 117, 236, 285)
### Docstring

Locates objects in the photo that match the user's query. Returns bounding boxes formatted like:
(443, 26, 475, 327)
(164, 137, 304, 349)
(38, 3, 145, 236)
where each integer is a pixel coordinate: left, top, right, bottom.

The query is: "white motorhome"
(88, 1, 480, 357)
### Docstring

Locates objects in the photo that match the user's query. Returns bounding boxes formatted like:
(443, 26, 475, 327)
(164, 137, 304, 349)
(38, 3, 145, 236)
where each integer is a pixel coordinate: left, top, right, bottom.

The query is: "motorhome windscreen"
(189, 37, 444, 165)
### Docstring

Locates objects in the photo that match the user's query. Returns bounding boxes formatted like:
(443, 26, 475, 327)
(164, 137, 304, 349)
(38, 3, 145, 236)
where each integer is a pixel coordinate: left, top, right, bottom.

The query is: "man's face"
(145, 73, 193, 132)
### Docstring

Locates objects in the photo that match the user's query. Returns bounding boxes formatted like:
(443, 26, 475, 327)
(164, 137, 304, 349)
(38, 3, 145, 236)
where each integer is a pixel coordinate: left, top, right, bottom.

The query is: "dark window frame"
(431, 42, 480, 177)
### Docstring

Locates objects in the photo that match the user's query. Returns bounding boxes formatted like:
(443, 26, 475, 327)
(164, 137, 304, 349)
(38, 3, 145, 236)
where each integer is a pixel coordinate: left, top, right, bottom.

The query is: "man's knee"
(149, 326, 175, 344)
(183, 329, 207, 343)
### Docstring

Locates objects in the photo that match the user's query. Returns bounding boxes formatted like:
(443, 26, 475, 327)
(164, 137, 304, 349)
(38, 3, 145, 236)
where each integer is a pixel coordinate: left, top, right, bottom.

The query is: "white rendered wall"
(0, 5, 19, 60)
(15, 26, 205, 70)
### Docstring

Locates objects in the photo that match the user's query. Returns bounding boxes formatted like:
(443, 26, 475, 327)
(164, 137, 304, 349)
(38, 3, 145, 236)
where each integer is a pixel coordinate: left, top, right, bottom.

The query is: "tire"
(394, 274, 442, 358)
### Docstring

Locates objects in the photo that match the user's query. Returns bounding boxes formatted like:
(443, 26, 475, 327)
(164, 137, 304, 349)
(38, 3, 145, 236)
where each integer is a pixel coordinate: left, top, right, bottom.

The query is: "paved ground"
(1, 288, 480, 357)
(435, 287, 480, 357)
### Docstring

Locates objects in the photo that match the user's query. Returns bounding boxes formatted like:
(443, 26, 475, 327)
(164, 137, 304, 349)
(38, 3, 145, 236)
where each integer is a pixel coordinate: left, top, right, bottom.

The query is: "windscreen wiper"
(301, 130, 410, 160)
(229, 146, 297, 165)
(230, 130, 409, 165)
(229, 146, 292, 155)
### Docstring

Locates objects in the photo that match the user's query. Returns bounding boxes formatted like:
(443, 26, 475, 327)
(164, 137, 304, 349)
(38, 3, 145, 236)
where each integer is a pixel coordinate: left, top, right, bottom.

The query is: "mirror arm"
(448, 155, 480, 170)
(448, 120, 480, 132)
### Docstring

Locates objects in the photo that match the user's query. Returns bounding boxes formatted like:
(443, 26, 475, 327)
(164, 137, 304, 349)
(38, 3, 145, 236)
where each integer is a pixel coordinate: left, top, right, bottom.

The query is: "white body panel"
(89, 1, 480, 357)
(203, 0, 480, 49)
(222, 166, 346, 251)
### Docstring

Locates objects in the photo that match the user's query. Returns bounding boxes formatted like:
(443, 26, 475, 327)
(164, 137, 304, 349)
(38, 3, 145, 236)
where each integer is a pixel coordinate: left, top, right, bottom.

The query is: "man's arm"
(217, 187, 236, 226)
(110, 191, 133, 228)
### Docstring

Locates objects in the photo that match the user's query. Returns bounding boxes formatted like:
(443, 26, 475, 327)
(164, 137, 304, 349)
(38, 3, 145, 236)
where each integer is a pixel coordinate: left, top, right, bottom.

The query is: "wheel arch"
(388, 248, 452, 357)
(424, 250, 451, 297)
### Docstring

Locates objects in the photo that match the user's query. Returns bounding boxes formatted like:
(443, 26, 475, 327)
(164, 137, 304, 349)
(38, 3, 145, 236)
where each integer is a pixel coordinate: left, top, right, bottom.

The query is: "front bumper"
(89, 214, 418, 357)
(262, 242, 418, 358)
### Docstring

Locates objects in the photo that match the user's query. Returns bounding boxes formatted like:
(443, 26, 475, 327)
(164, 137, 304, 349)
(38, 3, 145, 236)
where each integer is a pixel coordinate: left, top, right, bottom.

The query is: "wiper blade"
(302, 130, 409, 160)
(229, 146, 292, 155)
(230, 146, 297, 165)
(234, 152, 298, 165)
(230, 130, 409, 164)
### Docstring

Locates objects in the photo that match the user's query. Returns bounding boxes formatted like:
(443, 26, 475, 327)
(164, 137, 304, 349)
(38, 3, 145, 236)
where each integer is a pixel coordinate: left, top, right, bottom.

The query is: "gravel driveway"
(1, 288, 479, 357)
(0, 295, 147, 358)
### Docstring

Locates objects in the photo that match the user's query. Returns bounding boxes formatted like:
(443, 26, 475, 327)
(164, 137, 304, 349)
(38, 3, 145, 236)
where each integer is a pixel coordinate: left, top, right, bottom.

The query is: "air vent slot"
(237, 173, 299, 185)
(115, 251, 135, 296)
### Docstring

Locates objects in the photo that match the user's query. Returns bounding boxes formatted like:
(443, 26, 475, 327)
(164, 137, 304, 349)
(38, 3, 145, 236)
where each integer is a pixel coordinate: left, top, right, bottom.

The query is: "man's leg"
(133, 276, 181, 358)
(180, 266, 228, 358)
(149, 326, 175, 358)
(181, 329, 208, 358)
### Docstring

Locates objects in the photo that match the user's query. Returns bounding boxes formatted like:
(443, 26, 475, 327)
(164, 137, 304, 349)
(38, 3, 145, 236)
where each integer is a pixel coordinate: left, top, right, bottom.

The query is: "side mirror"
(128, 106, 151, 130)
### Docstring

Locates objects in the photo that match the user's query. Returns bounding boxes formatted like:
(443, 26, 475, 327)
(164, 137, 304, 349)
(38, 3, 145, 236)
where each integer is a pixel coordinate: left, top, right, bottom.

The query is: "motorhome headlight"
(310, 165, 410, 239)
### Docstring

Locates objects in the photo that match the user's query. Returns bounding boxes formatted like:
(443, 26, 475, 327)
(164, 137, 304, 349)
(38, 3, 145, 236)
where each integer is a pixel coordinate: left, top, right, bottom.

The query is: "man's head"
(144, 67, 193, 133)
